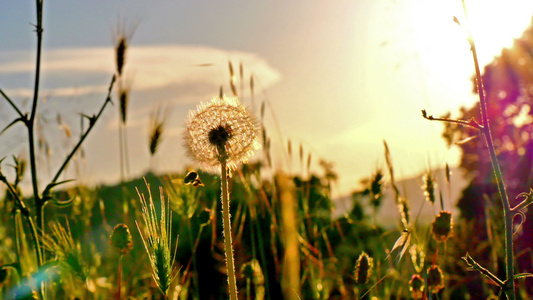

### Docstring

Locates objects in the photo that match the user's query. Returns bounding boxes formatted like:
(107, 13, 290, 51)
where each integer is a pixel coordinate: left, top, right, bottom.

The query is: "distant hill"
(333, 167, 468, 227)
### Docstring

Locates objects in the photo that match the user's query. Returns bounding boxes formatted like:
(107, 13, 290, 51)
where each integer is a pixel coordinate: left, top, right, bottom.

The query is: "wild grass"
(136, 181, 178, 298)
(1, 1, 533, 299)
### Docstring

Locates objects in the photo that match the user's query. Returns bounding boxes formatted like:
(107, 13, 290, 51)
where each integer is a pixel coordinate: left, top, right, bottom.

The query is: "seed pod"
(109, 223, 133, 255)
(431, 211, 453, 242)
(409, 274, 425, 299)
(354, 252, 373, 284)
(427, 265, 445, 294)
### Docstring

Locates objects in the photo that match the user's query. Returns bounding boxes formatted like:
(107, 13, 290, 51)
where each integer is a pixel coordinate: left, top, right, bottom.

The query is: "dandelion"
(431, 211, 453, 242)
(184, 96, 260, 300)
(184, 96, 260, 172)
(354, 252, 373, 284)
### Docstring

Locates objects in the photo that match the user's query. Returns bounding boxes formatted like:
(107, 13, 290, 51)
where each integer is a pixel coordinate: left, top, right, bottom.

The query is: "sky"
(1, 0, 532, 198)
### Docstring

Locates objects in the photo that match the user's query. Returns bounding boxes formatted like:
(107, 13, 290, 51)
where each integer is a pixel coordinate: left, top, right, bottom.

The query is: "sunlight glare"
(462, 0, 533, 64)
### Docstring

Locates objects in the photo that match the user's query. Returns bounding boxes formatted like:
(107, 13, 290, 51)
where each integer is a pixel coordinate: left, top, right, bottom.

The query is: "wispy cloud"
(0, 45, 281, 99)
(4, 85, 110, 99)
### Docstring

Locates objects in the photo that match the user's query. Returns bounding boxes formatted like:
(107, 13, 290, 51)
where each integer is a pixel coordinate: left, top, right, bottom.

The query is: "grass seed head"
(368, 169, 385, 208)
(148, 106, 168, 156)
(396, 196, 410, 228)
(41, 221, 87, 281)
(136, 183, 178, 297)
(13, 156, 26, 186)
(117, 78, 132, 124)
(115, 37, 127, 76)
(423, 173, 437, 204)
(112, 17, 137, 76)
(154, 244, 171, 294)
(354, 252, 373, 284)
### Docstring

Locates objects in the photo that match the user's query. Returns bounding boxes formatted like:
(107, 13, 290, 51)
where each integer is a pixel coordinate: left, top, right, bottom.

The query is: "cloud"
(0, 45, 282, 100)
(128, 45, 281, 92)
(4, 85, 110, 98)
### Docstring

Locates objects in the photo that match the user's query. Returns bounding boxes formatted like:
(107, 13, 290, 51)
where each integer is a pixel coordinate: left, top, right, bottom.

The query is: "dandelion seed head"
(185, 96, 260, 171)
(208, 124, 233, 148)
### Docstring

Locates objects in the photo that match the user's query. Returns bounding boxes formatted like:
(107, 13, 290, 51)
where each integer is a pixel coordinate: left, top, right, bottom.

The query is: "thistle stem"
(221, 159, 238, 300)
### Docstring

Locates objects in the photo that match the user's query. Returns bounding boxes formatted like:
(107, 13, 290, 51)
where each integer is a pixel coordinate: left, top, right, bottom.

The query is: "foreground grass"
(1, 162, 529, 299)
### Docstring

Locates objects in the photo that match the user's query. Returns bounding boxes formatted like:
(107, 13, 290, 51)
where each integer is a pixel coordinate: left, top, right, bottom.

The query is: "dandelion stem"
(221, 159, 238, 300)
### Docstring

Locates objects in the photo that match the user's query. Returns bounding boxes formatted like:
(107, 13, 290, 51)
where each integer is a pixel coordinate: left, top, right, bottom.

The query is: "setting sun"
(462, 0, 533, 63)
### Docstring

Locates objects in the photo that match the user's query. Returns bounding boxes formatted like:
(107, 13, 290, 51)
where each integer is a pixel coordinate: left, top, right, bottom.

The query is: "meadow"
(2, 1, 533, 300)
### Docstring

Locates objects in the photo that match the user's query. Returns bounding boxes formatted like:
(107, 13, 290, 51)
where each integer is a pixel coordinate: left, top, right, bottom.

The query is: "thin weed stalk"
(117, 254, 123, 300)
(29, 0, 44, 237)
(1, 6, 116, 296)
(421, 6, 526, 298)
(469, 32, 515, 300)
